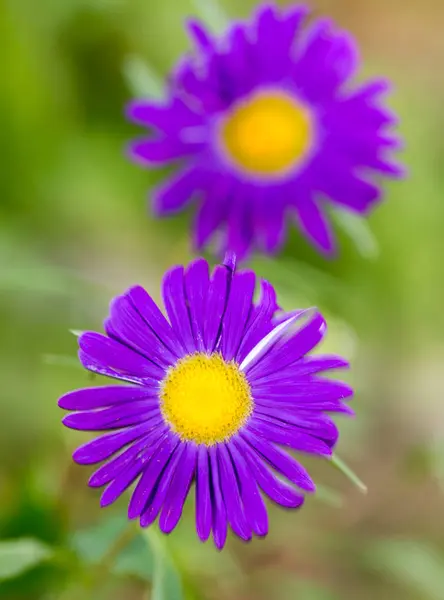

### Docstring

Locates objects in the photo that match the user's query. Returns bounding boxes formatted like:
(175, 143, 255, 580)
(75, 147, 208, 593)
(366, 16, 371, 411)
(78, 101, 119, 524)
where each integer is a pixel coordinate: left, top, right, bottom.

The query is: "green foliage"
(0, 539, 53, 581)
(363, 539, 444, 600)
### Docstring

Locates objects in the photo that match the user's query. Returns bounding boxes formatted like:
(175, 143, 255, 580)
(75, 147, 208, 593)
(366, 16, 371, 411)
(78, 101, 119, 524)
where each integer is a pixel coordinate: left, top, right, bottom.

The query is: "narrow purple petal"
(62, 402, 160, 431)
(129, 433, 179, 520)
(236, 279, 278, 364)
(125, 286, 185, 357)
(79, 332, 164, 384)
(58, 385, 153, 410)
(152, 166, 203, 216)
(241, 430, 315, 492)
(252, 355, 349, 385)
(126, 97, 203, 131)
(220, 270, 256, 361)
(129, 137, 198, 165)
(72, 422, 157, 465)
(227, 441, 268, 537)
(247, 416, 332, 456)
(251, 379, 354, 402)
(139, 444, 185, 527)
(184, 258, 210, 351)
(294, 199, 336, 256)
(105, 294, 177, 367)
(235, 438, 304, 508)
(186, 19, 214, 52)
(159, 443, 197, 533)
(195, 446, 212, 542)
(217, 444, 251, 541)
(162, 265, 196, 355)
(247, 311, 327, 380)
(100, 431, 167, 508)
(209, 447, 228, 550)
(253, 408, 339, 445)
(202, 265, 230, 353)
(88, 433, 164, 488)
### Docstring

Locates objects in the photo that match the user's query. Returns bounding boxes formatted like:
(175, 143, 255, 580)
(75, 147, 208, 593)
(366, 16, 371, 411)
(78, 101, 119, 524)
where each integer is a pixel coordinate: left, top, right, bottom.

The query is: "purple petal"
(78, 332, 164, 384)
(129, 137, 198, 166)
(162, 265, 196, 355)
(294, 19, 358, 102)
(193, 176, 232, 251)
(236, 279, 278, 364)
(224, 190, 254, 260)
(252, 379, 354, 402)
(247, 416, 332, 456)
(62, 402, 160, 431)
(139, 444, 186, 527)
(105, 294, 177, 367)
(241, 430, 315, 492)
(125, 286, 186, 357)
(129, 433, 179, 520)
(209, 447, 228, 550)
(220, 270, 256, 361)
(247, 311, 327, 380)
(58, 385, 153, 410)
(227, 441, 268, 537)
(195, 446, 212, 542)
(100, 431, 167, 508)
(185, 258, 210, 351)
(88, 434, 164, 488)
(253, 408, 339, 445)
(253, 355, 349, 385)
(186, 19, 214, 52)
(294, 199, 336, 256)
(159, 443, 197, 533)
(217, 444, 251, 541)
(235, 438, 304, 508)
(126, 97, 203, 131)
(202, 265, 230, 353)
(152, 166, 203, 216)
(72, 422, 158, 465)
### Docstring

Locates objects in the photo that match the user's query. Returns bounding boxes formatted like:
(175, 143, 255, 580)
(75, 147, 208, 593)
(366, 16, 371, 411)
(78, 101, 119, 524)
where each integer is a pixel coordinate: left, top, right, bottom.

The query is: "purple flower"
(127, 3, 403, 259)
(59, 254, 353, 549)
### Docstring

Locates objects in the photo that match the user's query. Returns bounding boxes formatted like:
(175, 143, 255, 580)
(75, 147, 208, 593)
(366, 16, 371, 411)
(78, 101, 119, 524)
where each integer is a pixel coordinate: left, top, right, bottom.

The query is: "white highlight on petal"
(239, 307, 317, 372)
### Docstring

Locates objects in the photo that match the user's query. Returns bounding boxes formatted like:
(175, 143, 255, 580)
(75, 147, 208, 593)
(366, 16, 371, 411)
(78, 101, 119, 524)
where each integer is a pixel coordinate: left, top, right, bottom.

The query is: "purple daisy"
(58, 254, 353, 549)
(126, 2, 403, 259)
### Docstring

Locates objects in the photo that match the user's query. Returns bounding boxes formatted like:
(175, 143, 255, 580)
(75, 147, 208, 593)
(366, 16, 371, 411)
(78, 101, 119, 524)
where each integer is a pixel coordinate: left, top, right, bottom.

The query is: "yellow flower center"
(160, 353, 253, 446)
(220, 90, 313, 177)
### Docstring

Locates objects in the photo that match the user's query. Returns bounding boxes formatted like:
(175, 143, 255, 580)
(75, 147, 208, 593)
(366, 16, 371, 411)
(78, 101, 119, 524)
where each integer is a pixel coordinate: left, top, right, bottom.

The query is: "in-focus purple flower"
(126, 3, 403, 259)
(59, 254, 353, 549)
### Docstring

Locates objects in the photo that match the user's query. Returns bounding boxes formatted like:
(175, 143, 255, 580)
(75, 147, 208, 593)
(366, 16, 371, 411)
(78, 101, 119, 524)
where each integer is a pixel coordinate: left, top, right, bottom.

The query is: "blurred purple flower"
(126, 3, 403, 258)
(59, 254, 353, 548)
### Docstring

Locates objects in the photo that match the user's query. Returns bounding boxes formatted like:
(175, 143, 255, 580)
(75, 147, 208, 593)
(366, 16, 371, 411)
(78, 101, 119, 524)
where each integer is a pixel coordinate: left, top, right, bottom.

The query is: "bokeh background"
(1, 0, 444, 598)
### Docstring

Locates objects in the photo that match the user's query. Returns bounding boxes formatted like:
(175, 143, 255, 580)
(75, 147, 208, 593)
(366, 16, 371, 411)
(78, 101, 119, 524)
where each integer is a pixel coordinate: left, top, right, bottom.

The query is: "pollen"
(220, 90, 313, 177)
(160, 353, 253, 446)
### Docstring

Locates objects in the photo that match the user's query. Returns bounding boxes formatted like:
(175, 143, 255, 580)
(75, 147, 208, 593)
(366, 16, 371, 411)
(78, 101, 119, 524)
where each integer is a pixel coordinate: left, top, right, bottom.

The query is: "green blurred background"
(1, 0, 444, 598)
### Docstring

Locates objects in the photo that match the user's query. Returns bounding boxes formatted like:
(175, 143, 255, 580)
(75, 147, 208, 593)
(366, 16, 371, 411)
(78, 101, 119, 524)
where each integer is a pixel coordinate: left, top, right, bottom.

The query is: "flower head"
(127, 3, 403, 258)
(59, 255, 353, 548)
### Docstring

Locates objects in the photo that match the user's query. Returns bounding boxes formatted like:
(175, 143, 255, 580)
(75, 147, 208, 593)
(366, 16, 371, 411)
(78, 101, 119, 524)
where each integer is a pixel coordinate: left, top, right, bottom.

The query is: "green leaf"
(113, 535, 154, 581)
(332, 210, 379, 260)
(71, 515, 128, 564)
(123, 56, 164, 99)
(190, 0, 228, 34)
(363, 538, 444, 600)
(69, 329, 84, 337)
(0, 538, 53, 581)
(330, 455, 367, 494)
(314, 484, 344, 508)
(142, 528, 183, 600)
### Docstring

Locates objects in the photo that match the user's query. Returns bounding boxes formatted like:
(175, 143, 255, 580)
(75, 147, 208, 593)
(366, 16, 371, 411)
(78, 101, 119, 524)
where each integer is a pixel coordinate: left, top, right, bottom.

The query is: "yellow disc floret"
(160, 353, 253, 446)
(220, 90, 313, 177)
